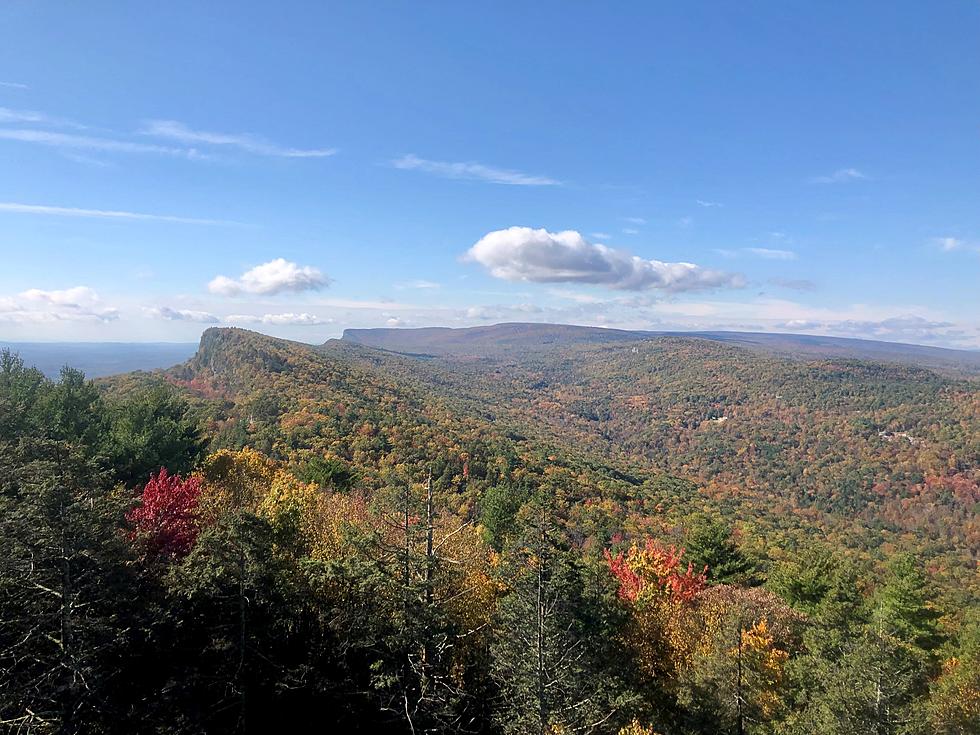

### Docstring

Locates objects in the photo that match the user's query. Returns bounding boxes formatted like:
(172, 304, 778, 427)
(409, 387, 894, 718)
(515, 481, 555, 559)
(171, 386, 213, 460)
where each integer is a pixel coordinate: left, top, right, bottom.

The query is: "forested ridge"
(1, 327, 977, 734)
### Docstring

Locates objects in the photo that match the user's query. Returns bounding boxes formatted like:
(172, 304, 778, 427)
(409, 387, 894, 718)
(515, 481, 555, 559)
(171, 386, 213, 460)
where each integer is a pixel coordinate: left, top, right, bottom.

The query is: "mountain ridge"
(341, 321, 980, 375)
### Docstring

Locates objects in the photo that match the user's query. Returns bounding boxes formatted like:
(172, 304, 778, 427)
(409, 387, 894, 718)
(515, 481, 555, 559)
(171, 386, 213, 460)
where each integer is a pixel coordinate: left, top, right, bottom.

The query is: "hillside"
(341, 322, 980, 375)
(146, 327, 978, 600)
(341, 322, 654, 356)
(6, 328, 978, 734)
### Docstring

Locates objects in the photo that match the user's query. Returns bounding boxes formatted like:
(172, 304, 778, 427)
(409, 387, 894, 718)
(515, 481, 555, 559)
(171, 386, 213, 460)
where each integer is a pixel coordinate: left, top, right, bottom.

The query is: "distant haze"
(1, 342, 198, 379)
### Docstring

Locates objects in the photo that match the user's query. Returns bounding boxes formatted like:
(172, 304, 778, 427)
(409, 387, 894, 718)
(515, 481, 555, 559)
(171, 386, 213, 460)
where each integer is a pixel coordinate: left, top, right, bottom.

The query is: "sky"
(1, 1, 979, 347)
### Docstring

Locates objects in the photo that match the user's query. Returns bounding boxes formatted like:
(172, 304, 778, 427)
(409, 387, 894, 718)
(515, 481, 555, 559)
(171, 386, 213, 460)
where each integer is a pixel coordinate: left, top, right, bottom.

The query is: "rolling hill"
(115, 326, 978, 603)
(341, 322, 980, 375)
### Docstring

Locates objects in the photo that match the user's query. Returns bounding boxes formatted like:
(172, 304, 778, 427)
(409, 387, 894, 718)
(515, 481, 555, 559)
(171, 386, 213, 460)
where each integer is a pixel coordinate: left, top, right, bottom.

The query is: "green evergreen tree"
(0, 366, 139, 733)
(490, 494, 618, 735)
(875, 554, 944, 659)
(107, 382, 204, 487)
(684, 515, 757, 585)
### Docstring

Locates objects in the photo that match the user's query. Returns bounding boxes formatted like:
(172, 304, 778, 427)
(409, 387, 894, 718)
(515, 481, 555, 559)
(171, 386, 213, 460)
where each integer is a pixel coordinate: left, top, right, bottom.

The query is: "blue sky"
(1, 1, 979, 346)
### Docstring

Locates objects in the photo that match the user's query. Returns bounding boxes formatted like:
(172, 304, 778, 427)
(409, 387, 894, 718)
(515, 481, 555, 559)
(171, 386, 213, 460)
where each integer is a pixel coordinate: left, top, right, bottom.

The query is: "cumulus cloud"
(144, 306, 220, 323)
(464, 227, 745, 293)
(392, 154, 560, 186)
(385, 317, 407, 327)
(809, 168, 868, 184)
(0, 286, 119, 323)
(209, 258, 329, 296)
(141, 120, 337, 158)
(226, 312, 331, 326)
(21, 286, 101, 307)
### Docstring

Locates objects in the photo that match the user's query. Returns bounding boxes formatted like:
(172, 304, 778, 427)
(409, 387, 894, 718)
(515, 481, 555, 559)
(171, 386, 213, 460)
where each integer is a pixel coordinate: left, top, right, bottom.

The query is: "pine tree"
(875, 554, 944, 659)
(490, 494, 617, 735)
(0, 366, 139, 733)
(684, 516, 757, 586)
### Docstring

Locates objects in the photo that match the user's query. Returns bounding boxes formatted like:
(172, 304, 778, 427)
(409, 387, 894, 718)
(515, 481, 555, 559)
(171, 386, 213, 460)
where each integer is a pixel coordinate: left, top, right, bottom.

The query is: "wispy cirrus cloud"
(696, 199, 723, 208)
(209, 258, 329, 296)
(0, 107, 49, 124)
(0, 128, 202, 157)
(0, 202, 239, 225)
(0, 81, 28, 89)
(140, 120, 337, 158)
(768, 277, 816, 292)
(714, 247, 797, 260)
(465, 227, 745, 293)
(392, 154, 560, 186)
(932, 236, 979, 253)
(395, 279, 441, 290)
(745, 247, 797, 260)
(809, 167, 868, 184)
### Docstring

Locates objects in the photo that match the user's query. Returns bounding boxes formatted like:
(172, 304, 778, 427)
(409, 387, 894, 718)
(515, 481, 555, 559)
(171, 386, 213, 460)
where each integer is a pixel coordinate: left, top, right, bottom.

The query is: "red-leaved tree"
(605, 539, 707, 604)
(127, 468, 202, 559)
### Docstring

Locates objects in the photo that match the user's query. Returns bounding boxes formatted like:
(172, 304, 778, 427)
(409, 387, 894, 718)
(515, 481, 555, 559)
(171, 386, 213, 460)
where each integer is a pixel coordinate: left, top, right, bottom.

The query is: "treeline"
(1, 352, 978, 734)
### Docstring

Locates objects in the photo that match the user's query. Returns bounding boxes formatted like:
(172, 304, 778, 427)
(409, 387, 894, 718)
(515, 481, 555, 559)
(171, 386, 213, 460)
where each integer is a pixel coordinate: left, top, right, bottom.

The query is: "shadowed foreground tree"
(491, 494, 622, 735)
(0, 366, 140, 733)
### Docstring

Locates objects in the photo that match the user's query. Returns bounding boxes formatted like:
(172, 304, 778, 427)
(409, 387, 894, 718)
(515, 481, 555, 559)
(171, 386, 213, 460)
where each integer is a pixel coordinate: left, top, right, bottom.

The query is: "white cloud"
(932, 236, 979, 254)
(622, 228, 639, 235)
(0, 81, 28, 89)
(624, 217, 646, 224)
(465, 227, 745, 293)
(385, 317, 407, 327)
(21, 286, 101, 307)
(590, 232, 611, 240)
(745, 247, 796, 260)
(209, 258, 329, 296)
(809, 168, 868, 184)
(0, 128, 203, 157)
(395, 279, 441, 290)
(140, 119, 336, 158)
(696, 199, 723, 208)
(227, 312, 330, 326)
(768, 277, 816, 292)
(392, 154, 560, 186)
(0, 201, 237, 225)
(144, 306, 220, 323)
(0, 107, 48, 123)
(0, 286, 119, 323)
(934, 237, 963, 252)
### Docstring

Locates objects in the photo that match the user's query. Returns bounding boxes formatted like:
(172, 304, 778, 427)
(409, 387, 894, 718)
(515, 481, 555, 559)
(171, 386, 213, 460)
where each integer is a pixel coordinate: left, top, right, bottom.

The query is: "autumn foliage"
(127, 468, 202, 558)
(605, 540, 707, 604)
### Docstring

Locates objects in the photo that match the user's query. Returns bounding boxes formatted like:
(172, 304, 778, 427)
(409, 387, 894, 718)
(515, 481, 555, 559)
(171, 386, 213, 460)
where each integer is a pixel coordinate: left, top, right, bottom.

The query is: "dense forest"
(1, 328, 977, 734)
